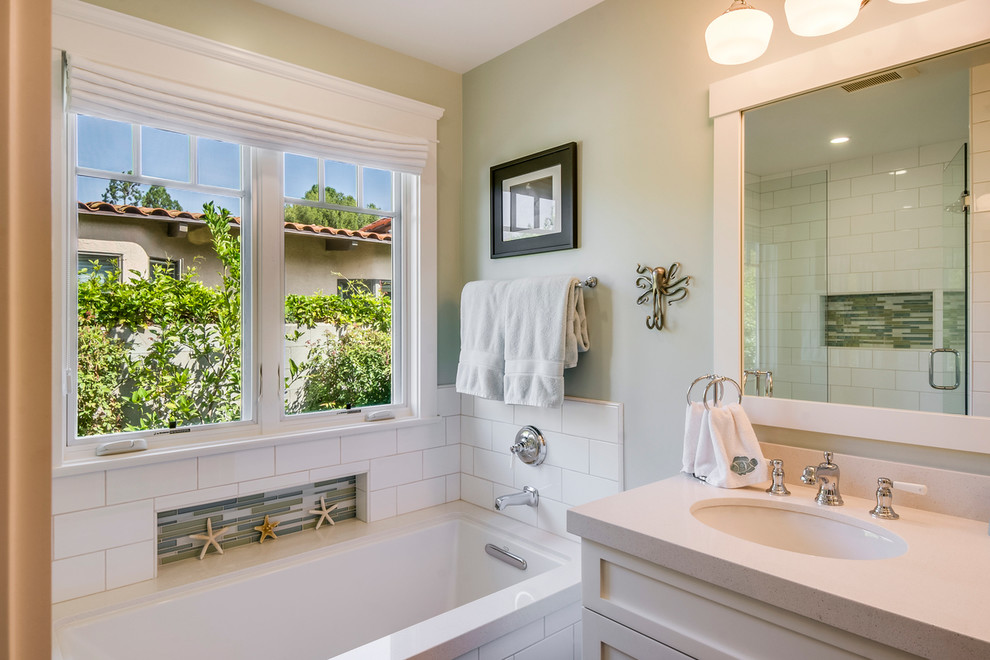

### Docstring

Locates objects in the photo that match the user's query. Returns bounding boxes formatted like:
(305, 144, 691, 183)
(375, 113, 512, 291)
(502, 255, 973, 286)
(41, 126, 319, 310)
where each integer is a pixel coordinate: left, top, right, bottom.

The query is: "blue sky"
(76, 115, 393, 216)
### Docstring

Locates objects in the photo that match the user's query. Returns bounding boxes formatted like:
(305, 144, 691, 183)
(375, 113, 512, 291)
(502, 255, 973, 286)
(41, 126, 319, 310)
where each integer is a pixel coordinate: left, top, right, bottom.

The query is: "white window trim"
(52, 1, 440, 470)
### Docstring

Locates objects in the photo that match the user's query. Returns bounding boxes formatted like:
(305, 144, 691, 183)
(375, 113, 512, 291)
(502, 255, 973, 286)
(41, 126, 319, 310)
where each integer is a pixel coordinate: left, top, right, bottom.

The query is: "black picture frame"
(490, 142, 577, 259)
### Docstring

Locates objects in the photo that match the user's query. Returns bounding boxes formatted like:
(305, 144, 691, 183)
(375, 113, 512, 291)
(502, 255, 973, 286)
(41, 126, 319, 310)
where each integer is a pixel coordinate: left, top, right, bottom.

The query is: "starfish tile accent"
(190, 518, 231, 560)
(309, 495, 339, 530)
(253, 514, 280, 544)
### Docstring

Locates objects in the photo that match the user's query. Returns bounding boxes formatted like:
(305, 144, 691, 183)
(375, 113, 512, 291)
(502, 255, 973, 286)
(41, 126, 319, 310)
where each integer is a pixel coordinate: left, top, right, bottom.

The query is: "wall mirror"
(744, 44, 989, 417)
(710, 0, 990, 454)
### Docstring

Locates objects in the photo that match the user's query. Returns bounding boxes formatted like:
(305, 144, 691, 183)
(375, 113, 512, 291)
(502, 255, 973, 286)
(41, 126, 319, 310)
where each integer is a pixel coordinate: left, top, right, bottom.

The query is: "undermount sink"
(690, 498, 907, 560)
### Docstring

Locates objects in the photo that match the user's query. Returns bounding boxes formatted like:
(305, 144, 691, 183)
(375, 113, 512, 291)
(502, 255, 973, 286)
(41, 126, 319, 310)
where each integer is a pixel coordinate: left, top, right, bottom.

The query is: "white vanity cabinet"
(579, 540, 915, 660)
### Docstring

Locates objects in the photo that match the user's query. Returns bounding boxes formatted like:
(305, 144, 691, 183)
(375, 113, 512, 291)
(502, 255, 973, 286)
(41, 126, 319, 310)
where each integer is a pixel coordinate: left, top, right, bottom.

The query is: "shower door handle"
(928, 348, 960, 391)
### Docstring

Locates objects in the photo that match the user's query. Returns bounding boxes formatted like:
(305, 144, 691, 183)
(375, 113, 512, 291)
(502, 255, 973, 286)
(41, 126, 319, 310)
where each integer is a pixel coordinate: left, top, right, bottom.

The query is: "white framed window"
(53, 1, 441, 463)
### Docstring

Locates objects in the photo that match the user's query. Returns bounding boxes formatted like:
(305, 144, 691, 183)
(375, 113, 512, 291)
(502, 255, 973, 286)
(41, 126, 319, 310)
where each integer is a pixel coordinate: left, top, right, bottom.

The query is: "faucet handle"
(892, 480, 928, 496)
(868, 478, 927, 520)
(821, 451, 835, 467)
(765, 459, 790, 496)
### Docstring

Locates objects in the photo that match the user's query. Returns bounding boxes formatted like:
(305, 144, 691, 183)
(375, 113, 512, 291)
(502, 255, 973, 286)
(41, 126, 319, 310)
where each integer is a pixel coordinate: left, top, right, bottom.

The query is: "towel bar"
(577, 276, 598, 288)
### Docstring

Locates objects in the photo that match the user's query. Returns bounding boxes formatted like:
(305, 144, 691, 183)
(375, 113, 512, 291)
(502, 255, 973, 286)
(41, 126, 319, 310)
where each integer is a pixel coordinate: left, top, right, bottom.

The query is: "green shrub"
(290, 328, 391, 413)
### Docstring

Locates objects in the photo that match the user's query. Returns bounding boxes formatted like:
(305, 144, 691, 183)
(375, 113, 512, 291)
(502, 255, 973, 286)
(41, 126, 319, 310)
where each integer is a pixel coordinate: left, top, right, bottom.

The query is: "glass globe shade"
(705, 2, 774, 65)
(784, 0, 861, 37)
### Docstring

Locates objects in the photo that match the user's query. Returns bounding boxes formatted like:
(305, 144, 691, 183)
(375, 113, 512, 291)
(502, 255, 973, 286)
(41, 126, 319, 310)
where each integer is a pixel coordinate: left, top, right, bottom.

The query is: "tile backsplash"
(51, 387, 623, 602)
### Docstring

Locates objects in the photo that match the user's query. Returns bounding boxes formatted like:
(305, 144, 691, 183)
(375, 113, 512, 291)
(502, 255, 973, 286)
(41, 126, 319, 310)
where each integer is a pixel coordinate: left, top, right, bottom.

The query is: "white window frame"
(51, 0, 440, 469)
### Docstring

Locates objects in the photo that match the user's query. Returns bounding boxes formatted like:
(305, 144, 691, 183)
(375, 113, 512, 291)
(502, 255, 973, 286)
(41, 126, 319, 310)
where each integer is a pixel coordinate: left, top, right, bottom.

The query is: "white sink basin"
(691, 498, 907, 560)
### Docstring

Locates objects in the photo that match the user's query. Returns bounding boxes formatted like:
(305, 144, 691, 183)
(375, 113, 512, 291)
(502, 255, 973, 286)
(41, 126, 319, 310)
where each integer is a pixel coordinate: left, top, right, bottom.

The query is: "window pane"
(198, 138, 241, 189)
(77, 253, 121, 283)
(77, 115, 132, 173)
(283, 204, 394, 415)
(141, 126, 191, 182)
(363, 168, 393, 211)
(75, 124, 246, 438)
(325, 160, 357, 206)
(284, 153, 319, 200)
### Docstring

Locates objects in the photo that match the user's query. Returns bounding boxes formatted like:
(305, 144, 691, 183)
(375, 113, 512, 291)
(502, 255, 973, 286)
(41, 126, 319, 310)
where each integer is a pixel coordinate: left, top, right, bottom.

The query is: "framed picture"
(490, 142, 577, 259)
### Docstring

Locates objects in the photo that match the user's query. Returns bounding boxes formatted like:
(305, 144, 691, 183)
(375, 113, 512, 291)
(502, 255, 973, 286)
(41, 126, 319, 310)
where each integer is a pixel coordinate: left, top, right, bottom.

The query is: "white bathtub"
(52, 502, 580, 660)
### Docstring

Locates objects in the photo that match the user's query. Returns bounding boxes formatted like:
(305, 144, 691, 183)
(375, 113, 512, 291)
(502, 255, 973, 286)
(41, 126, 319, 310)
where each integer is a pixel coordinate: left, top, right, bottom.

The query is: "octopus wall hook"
(635, 262, 691, 332)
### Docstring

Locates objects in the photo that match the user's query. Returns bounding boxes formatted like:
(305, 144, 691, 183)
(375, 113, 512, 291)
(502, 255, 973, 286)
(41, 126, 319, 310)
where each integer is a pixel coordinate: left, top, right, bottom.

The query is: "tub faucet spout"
(495, 486, 539, 511)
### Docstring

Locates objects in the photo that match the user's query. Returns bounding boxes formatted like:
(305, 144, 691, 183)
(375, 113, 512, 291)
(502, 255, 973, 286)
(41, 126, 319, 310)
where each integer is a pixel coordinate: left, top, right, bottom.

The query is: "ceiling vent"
(841, 67, 919, 93)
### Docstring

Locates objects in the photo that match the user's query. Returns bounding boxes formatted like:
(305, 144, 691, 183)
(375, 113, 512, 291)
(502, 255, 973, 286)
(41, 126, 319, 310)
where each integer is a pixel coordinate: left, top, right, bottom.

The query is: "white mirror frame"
(710, 0, 990, 455)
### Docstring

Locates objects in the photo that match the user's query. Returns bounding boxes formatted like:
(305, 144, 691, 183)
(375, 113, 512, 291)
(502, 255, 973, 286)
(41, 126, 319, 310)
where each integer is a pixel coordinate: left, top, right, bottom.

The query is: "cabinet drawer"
(582, 540, 918, 660)
(583, 608, 690, 660)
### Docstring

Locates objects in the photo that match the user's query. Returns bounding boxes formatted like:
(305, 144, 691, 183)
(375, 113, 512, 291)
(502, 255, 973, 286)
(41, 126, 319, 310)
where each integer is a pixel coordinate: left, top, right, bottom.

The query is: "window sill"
(53, 412, 443, 478)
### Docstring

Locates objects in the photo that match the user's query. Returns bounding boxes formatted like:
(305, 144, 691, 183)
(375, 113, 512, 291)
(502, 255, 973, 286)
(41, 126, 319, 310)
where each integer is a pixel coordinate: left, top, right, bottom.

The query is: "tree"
(283, 185, 379, 230)
(101, 172, 183, 210)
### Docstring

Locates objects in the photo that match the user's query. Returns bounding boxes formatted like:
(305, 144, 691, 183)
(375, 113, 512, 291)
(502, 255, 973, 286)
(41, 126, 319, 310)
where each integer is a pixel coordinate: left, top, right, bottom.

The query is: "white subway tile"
(872, 147, 918, 173)
(340, 429, 397, 463)
(589, 441, 620, 481)
(460, 416, 493, 450)
(827, 178, 851, 200)
(829, 385, 873, 406)
(874, 188, 919, 214)
(828, 234, 873, 256)
(849, 251, 894, 273)
(543, 432, 589, 473)
(460, 394, 475, 417)
(828, 273, 873, 293)
(773, 185, 811, 207)
(561, 400, 620, 443)
(975, 181, 990, 213)
(536, 497, 573, 541)
(199, 448, 274, 488)
(445, 416, 461, 445)
(873, 389, 920, 411)
(54, 500, 153, 559)
(873, 270, 918, 292)
(309, 460, 369, 482)
(760, 207, 791, 226)
(974, 152, 990, 184)
(396, 477, 446, 515)
(397, 422, 444, 453)
(896, 164, 943, 190)
(52, 551, 105, 602)
(236, 471, 308, 495)
(515, 627, 574, 660)
(436, 385, 460, 417)
(446, 474, 460, 502)
(275, 437, 340, 475)
(479, 619, 544, 660)
(453, 650, 479, 660)
(106, 540, 154, 590)
(872, 229, 918, 252)
(491, 421, 519, 453)
(369, 452, 422, 490)
(474, 448, 513, 486)
(830, 156, 873, 180)
(155, 484, 237, 511)
(106, 459, 197, 505)
(561, 471, 619, 507)
(849, 211, 894, 235)
(514, 463, 562, 501)
(472, 397, 515, 423)
(513, 403, 563, 433)
(895, 205, 940, 230)
(460, 474, 493, 509)
(574, 622, 584, 660)
(830, 194, 872, 218)
(423, 444, 460, 479)
(850, 172, 895, 197)
(850, 369, 896, 390)
(367, 487, 396, 522)
(894, 247, 942, 271)
(53, 471, 105, 514)
(460, 445, 474, 474)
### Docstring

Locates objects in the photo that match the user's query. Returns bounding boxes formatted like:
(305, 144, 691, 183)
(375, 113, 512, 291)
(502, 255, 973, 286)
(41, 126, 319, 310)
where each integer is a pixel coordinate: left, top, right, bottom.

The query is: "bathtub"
(52, 502, 580, 660)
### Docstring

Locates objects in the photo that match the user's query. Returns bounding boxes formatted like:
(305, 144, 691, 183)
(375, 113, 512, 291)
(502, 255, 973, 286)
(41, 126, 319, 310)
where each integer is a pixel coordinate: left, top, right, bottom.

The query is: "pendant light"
(784, 0, 861, 37)
(705, 0, 774, 66)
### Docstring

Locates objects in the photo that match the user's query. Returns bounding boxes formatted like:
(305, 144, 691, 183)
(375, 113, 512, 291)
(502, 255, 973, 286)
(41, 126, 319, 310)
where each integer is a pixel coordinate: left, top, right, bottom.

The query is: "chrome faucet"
(495, 486, 539, 511)
(804, 451, 843, 506)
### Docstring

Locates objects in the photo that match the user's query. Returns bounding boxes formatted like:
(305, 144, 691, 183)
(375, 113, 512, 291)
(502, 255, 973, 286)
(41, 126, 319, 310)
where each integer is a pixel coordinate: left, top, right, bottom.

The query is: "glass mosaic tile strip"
(157, 475, 357, 565)
(824, 292, 934, 349)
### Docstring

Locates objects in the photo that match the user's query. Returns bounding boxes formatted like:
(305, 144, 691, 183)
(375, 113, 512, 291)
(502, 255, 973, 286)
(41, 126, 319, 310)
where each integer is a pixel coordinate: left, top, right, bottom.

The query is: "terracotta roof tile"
(77, 201, 391, 243)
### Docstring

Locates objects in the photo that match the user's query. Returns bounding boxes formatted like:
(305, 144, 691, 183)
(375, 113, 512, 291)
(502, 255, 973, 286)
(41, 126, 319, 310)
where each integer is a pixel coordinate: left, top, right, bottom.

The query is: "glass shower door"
(929, 144, 968, 414)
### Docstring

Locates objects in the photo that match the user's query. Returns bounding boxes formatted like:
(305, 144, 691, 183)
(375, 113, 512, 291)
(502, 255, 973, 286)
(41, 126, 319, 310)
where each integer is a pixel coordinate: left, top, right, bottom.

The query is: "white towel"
(455, 280, 510, 400)
(681, 402, 705, 475)
(693, 403, 766, 488)
(503, 276, 589, 408)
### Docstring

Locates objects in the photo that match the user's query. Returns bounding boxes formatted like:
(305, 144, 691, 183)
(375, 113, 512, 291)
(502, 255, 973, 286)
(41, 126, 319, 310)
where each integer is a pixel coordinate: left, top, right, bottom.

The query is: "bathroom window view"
(282, 154, 396, 416)
(75, 115, 248, 438)
(73, 116, 398, 440)
(742, 46, 986, 415)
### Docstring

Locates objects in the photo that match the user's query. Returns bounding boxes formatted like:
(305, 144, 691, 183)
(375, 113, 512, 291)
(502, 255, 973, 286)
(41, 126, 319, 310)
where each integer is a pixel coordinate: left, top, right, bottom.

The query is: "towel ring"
(686, 374, 719, 405)
(702, 376, 742, 410)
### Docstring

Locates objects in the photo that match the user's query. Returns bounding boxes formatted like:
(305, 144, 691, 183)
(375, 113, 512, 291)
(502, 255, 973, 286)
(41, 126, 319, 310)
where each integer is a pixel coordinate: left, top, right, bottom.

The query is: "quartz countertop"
(567, 474, 990, 659)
